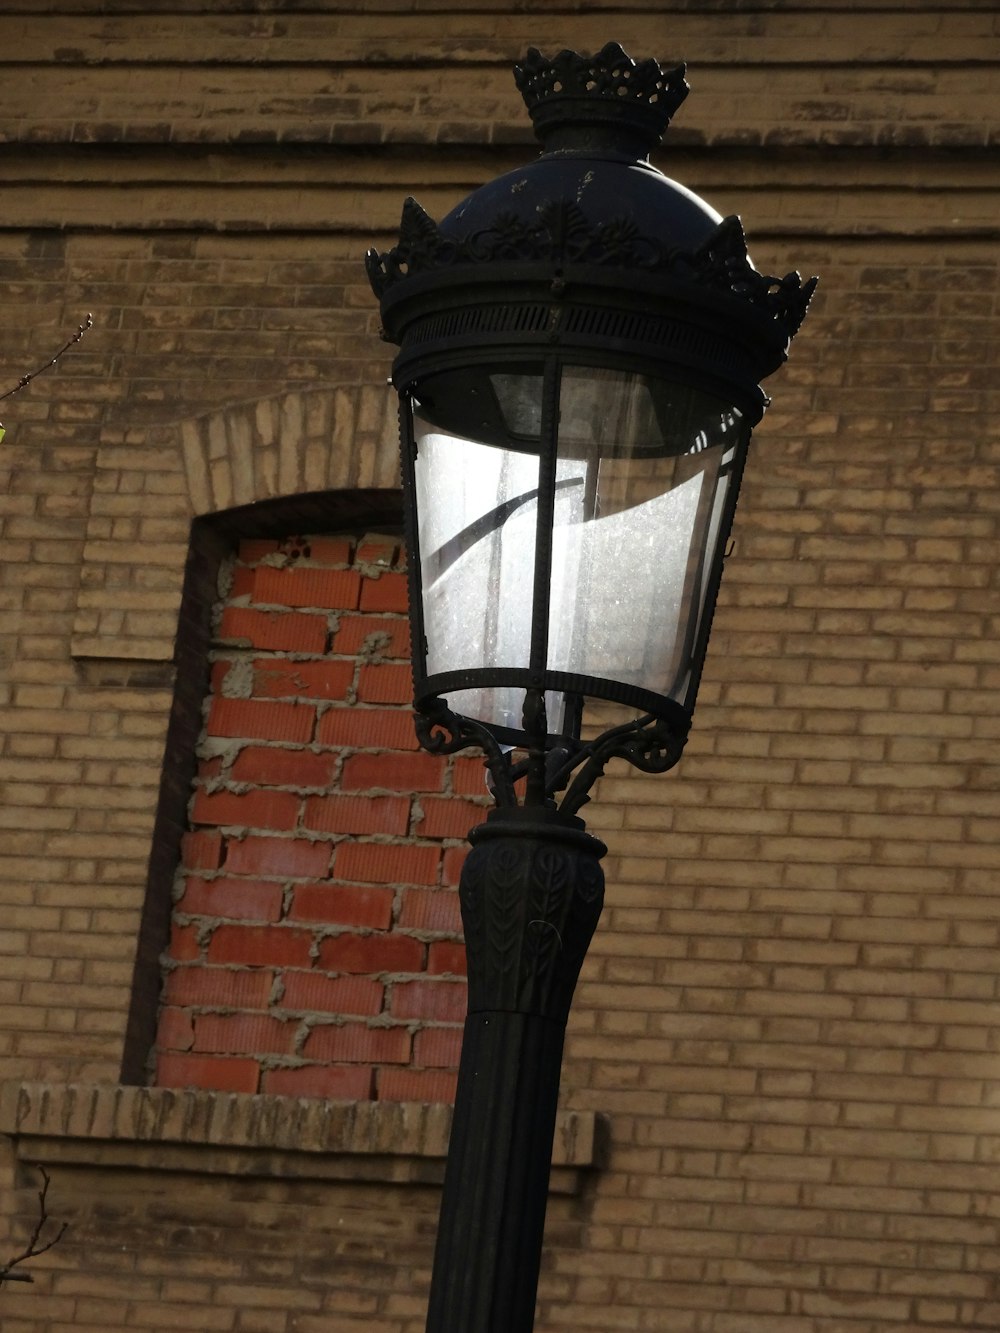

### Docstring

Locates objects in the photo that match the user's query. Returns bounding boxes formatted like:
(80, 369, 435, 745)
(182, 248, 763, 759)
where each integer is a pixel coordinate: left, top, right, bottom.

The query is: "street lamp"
(367, 42, 815, 1333)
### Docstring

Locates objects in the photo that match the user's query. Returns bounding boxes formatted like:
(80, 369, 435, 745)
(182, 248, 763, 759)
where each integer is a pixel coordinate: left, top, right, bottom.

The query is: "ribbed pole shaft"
(424, 806, 606, 1333)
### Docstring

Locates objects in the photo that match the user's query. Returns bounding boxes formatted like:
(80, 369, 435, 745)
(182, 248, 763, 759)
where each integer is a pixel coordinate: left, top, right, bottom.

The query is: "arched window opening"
(123, 490, 484, 1101)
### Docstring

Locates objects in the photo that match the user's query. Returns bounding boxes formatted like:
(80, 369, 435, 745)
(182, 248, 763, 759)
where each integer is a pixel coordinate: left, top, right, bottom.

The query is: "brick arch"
(122, 492, 485, 1103)
(72, 385, 399, 663)
(178, 386, 399, 516)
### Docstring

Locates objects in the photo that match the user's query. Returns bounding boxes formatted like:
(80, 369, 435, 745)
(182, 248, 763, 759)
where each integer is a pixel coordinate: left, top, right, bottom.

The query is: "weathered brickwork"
(2, 8, 999, 157)
(1, 3, 999, 1331)
(154, 532, 473, 1103)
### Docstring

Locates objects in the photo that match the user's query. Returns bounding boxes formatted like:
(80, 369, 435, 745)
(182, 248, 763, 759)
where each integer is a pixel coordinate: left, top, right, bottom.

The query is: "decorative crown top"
(513, 43, 688, 155)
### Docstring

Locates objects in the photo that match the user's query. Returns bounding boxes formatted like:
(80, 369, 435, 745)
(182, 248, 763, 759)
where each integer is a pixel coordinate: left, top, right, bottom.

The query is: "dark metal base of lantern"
(414, 691, 689, 816)
(424, 806, 606, 1333)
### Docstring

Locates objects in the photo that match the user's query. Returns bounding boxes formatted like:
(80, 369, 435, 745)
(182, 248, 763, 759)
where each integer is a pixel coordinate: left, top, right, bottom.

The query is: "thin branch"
(0, 313, 94, 406)
(0, 1166, 68, 1289)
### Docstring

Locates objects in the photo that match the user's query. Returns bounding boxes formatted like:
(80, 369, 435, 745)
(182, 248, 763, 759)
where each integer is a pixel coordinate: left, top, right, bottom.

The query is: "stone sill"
(0, 1081, 604, 1195)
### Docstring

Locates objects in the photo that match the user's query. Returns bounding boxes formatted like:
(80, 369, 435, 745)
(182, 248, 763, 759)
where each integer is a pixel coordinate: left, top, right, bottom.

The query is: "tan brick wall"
(2, 4, 999, 1331)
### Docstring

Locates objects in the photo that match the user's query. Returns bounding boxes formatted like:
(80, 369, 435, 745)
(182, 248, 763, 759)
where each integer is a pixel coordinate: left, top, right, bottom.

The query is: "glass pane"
(413, 403, 540, 733)
(548, 368, 744, 707)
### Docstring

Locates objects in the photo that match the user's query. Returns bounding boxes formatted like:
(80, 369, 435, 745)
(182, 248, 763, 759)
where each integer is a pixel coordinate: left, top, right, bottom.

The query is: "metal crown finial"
(513, 42, 688, 154)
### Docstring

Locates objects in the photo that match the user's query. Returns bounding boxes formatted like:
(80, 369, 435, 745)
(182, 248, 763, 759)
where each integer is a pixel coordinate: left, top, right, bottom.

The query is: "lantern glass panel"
(547, 368, 745, 710)
(412, 398, 543, 734)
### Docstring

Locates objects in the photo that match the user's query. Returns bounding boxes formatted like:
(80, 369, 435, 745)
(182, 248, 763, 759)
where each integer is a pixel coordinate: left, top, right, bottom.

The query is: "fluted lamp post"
(367, 42, 815, 1333)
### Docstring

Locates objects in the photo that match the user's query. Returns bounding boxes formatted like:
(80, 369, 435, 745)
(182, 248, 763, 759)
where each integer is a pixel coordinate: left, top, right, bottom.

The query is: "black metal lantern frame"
(369, 43, 815, 817)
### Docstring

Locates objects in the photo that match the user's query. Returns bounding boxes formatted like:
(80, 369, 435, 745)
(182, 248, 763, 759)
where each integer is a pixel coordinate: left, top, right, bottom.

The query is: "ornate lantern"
(369, 42, 814, 813)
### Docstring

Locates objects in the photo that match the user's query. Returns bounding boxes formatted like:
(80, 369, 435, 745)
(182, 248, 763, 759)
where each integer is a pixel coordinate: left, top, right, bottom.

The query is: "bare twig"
(0, 1166, 68, 1289)
(0, 314, 93, 405)
(0, 314, 94, 442)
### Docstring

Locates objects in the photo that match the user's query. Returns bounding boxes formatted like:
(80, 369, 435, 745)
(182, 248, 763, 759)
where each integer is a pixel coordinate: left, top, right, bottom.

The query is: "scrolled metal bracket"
(414, 699, 687, 820)
(414, 697, 518, 807)
(555, 712, 687, 816)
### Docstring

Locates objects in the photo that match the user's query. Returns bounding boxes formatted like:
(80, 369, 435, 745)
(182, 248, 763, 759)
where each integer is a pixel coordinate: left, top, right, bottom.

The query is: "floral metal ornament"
(367, 201, 815, 343)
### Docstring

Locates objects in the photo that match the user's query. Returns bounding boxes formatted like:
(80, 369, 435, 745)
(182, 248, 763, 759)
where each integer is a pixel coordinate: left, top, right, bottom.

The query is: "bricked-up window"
(151, 531, 490, 1101)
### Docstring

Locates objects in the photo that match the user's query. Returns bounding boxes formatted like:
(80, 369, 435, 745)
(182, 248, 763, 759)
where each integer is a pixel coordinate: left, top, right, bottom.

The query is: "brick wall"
(152, 530, 483, 1103)
(1, 5, 1000, 1332)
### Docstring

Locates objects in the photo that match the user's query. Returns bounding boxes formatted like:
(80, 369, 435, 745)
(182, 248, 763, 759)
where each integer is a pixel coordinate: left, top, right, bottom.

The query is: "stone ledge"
(0, 1081, 604, 1195)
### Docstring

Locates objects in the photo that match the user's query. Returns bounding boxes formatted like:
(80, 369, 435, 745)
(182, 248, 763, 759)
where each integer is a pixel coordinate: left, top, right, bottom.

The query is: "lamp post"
(367, 43, 815, 1333)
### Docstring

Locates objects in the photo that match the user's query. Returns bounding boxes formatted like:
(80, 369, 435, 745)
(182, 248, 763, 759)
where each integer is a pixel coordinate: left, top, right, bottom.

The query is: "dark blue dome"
(440, 154, 724, 258)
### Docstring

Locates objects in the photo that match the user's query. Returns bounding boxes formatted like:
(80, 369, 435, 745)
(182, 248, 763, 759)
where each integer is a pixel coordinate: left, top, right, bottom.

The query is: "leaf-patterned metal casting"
(367, 202, 816, 343)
